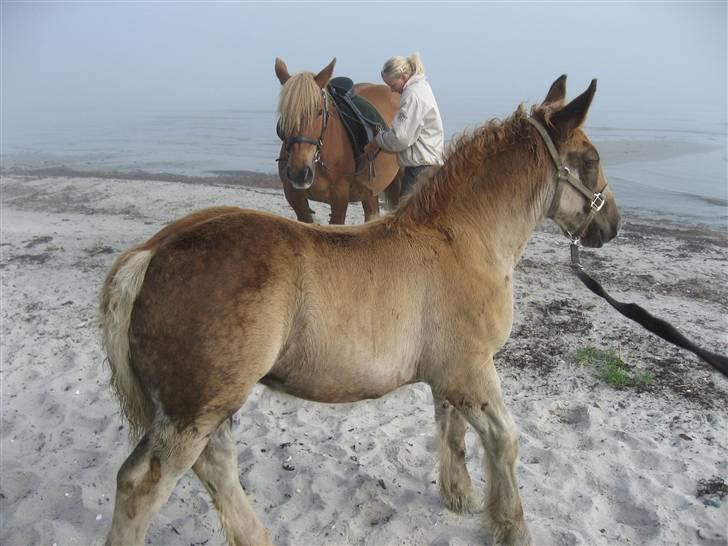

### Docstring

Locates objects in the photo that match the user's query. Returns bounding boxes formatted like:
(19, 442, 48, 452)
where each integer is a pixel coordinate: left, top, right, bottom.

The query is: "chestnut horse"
(275, 57, 402, 224)
(100, 75, 620, 546)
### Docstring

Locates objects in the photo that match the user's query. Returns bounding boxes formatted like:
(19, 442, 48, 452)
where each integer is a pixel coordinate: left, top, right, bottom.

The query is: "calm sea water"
(2, 108, 726, 230)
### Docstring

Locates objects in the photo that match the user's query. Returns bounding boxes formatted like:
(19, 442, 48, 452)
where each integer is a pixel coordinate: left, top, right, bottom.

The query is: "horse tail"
(383, 168, 403, 211)
(99, 249, 155, 442)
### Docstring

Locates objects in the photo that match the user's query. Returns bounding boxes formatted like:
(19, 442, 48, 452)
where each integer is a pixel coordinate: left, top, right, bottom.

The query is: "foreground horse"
(275, 57, 401, 224)
(101, 75, 620, 545)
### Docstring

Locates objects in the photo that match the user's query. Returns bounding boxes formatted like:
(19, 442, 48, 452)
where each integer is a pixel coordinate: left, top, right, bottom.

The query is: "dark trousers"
(401, 165, 432, 197)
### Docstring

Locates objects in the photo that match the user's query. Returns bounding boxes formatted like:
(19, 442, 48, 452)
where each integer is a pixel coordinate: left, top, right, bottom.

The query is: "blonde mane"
(395, 103, 550, 225)
(277, 72, 329, 137)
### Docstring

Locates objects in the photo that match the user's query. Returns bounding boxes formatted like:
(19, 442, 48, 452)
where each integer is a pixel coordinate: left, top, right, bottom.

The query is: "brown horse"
(100, 75, 620, 546)
(275, 57, 402, 224)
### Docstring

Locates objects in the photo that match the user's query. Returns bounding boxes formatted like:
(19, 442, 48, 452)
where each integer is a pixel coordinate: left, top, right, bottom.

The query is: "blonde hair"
(381, 52, 425, 79)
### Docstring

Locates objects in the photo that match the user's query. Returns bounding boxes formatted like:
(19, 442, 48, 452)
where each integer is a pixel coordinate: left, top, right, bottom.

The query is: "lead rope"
(569, 242, 728, 377)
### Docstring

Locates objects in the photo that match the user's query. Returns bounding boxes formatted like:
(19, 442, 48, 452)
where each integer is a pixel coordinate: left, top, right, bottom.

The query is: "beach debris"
(282, 456, 295, 471)
(24, 236, 53, 248)
(697, 476, 728, 507)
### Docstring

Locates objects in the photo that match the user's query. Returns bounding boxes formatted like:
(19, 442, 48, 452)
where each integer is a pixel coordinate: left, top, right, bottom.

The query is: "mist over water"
(1, 109, 280, 174)
(2, 2, 725, 229)
(3, 106, 725, 231)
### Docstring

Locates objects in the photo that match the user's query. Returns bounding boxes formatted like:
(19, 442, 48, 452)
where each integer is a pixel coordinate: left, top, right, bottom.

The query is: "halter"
(279, 88, 329, 169)
(527, 117, 607, 242)
(527, 120, 727, 378)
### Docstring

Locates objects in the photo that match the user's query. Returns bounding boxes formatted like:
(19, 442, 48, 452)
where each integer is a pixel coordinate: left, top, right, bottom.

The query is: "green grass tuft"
(576, 346, 653, 389)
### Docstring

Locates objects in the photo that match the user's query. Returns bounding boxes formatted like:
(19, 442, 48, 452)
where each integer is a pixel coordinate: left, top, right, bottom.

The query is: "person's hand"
(363, 140, 379, 160)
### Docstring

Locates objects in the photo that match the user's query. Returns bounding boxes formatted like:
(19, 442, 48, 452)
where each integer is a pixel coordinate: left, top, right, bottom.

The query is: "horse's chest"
(437, 278, 514, 351)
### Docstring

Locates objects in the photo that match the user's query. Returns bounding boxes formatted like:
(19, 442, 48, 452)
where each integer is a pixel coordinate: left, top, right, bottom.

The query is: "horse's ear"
(552, 79, 597, 136)
(314, 58, 336, 89)
(543, 74, 567, 107)
(275, 58, 290, 85)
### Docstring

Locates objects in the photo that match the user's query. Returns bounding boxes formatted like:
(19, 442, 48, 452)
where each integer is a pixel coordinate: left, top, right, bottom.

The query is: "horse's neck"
(324, 109, 351, 163)
(445, 149, 552, 268)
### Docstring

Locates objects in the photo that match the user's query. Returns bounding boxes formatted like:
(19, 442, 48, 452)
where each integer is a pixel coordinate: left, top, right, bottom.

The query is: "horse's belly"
(262, 350, 416, 404)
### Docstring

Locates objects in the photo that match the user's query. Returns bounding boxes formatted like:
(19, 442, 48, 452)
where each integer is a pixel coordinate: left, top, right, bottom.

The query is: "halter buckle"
(591, 193, 605, 212)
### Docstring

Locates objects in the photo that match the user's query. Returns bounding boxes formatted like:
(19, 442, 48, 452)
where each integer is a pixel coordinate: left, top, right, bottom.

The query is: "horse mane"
(277, 72, 330, 136)
(394, 103, 550, 225)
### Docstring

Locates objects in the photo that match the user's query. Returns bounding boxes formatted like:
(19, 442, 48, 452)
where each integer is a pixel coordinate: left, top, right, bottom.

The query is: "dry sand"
(1, 173, 727, 545)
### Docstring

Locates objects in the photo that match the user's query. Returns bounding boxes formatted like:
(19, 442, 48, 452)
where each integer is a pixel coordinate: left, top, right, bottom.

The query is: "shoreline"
(1, 174, 727, 545)
(2, 165, 726, 235)
(0, 165, 282, 190)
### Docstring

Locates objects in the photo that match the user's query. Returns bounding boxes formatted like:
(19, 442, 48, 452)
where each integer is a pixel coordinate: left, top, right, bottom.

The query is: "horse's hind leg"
(361, 195, 380, 222)
(106, 420, 213, 546)
(192, 418, 272, 546)
(446, 359, 531, 546)
(431, 389, 481, 513)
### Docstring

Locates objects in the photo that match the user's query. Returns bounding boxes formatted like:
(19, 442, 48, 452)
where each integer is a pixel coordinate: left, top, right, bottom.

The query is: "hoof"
(488, 520, 532, 546)
(442, 488, 483, 514)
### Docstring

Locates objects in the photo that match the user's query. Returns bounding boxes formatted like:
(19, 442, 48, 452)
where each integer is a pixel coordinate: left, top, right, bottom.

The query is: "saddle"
(326, 77, 389, 161)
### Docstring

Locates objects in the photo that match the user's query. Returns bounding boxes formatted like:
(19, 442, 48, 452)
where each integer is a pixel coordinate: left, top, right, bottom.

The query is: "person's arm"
(375, 94, 426, 153)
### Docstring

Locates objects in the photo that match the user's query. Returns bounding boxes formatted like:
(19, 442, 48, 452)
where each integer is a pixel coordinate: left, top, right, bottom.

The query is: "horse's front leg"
(282, 181, 315, 223)
(361, 195, 380, 222)
(431, 388, 482, 513)
(443, 358, 532, 546)
(329, 182, 350, 224)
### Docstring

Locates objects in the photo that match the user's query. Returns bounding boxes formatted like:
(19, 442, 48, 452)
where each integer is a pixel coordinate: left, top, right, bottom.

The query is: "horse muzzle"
(579, 208, 622, 248)
(286, 165, 315, 190)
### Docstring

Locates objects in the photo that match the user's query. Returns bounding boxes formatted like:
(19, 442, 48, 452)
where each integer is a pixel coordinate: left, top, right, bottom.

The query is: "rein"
(569, 243, 728, 377)
(528, 116, 727, 377)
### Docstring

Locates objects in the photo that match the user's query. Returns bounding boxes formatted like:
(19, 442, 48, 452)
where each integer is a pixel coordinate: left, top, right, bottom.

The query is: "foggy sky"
(2, 1, 726, 133)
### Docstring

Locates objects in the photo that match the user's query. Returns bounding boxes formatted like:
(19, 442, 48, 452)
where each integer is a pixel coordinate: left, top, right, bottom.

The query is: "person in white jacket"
(363, 52, 445, 197)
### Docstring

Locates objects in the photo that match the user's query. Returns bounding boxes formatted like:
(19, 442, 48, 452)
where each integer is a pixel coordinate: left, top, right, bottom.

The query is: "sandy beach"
(1, 171, 726, 546)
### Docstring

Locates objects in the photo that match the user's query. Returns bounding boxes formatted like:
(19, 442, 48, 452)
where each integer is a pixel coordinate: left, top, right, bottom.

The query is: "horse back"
(353, 83, 400, 124)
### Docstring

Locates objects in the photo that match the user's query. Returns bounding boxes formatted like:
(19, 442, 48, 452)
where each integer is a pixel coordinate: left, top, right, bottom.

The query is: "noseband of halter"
(278, 88, 329, 169)
(527, 117, 607, 241)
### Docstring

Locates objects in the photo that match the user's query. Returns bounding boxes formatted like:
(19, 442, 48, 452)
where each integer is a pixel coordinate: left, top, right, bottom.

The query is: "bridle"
(527, 117, 608, 242)
(277, 88, 329, 170)
(276, 88, 381, 180)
